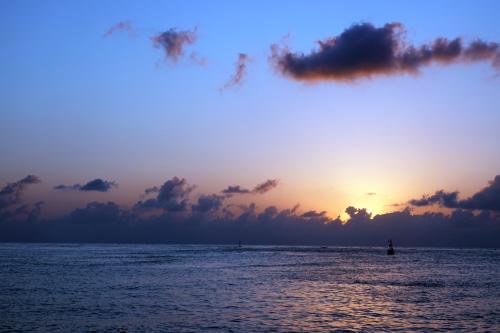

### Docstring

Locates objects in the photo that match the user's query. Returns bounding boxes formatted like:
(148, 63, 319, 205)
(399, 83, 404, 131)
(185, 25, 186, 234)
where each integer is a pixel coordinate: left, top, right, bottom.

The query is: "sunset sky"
(1, 1, 500, 245)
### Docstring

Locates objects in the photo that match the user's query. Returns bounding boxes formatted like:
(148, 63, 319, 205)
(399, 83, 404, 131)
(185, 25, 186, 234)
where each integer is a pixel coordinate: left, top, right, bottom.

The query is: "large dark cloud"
(222, 179, 279, 196)
(54, 179, 117, 192)
(270, 22, 500, 82)
(152, 28, 198, 63)
(409, 175, 500, 211)
(221, 53, 250, 90)
(0, 175, 41, 221)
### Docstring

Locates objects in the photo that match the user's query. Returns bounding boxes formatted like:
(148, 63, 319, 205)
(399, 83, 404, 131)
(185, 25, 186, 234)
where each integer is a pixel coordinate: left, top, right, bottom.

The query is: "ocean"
(1, 244, 499, 332)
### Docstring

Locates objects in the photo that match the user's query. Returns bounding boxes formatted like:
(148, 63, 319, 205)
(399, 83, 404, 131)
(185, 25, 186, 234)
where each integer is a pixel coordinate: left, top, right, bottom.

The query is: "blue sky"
(1, 0, 500, 217)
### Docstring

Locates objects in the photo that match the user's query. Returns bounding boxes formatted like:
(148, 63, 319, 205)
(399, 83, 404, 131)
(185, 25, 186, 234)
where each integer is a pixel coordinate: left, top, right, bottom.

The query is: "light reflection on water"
(1, 244, 499, 332)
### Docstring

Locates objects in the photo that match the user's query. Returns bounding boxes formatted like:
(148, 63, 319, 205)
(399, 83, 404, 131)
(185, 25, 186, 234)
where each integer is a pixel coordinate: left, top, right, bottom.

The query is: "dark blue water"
(1, 244, 499, 332)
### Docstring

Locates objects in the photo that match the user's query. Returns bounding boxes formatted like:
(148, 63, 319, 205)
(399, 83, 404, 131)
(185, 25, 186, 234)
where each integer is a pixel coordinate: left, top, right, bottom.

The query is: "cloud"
(69, 201, 122, 223)
(457, 176, 500, 211)
(192, 194, 225, 213)
(409, 190, 459, 207)
(222, 185, 251, 195)
(221, 53, 250, 90)
(252, 179, 279, 194)
(0, 175, 41, 221)
(54, 179, 117, 192)
(104, 21, 134, 37)
(53, 184, 81, 191)
(134, 177, 195, 212)
(152, 27, 198, 63)
(409, 175, 500, 211)
(3, 175, 500, 247)
(222, 179, 279, 195)
(270, 22, 500, 82)
(3, 199, 499, 247)
(345, 206, 372, 223)
(366, 192, 377, 196)
(144, 186, 160, 195)
(301, 210, 327, 218)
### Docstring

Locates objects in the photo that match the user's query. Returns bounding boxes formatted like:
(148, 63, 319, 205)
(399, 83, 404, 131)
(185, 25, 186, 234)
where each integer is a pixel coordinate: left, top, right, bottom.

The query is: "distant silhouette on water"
(387, 239, 395, 255)
(238, 240, 242, 248)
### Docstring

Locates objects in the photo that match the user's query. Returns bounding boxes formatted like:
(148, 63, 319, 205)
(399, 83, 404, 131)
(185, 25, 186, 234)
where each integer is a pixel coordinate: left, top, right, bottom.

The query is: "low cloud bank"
(1, 175, 499, 247)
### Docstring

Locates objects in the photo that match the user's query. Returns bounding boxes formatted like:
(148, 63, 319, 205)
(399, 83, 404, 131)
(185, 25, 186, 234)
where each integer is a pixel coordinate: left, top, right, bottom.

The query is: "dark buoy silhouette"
(238, 240, 242, 248)
(387, 239, 395, 255)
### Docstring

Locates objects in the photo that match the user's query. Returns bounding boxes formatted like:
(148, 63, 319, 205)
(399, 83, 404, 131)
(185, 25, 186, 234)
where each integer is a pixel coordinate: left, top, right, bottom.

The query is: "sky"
(1, 1, 500, 245)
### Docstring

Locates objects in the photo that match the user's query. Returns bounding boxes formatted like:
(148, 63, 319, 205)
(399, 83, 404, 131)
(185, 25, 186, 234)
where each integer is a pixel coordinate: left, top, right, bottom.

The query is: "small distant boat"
(387, 239, 395, 255)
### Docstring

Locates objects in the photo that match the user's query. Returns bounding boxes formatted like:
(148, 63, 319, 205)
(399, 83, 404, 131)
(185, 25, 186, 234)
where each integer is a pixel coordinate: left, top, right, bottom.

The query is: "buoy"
(387, 239, 395, 255)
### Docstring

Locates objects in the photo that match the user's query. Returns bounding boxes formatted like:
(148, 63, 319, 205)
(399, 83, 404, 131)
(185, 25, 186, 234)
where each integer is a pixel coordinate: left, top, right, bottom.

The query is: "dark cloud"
(301, 210, 327, 218)
(104, 21, 134, 37)
(270, 22, 500, 82)
(135, 177, 195, 212)
(221, 53, 250, 90)
(152, 28, 198, 63)
(458, 176, 500, 211)
(252, 179, 279, 194)
(0, 175, 41, 221)
(192, 194, 225, 213)
(222, 185, 251, 195)
(257, 206, 279, 221)
(222, 179, 279, 195)
(80, 179, 117, 192)
(409, 175, 500, 211)
(54, 179, 117, 192)
(345, 206, 372, 223)
(409, 190, 459, 207)
(69, 201, 122, 223)
(2, 199, 499, 247)
(2, 175, 500, 247)
(144, 186, 160, 195)
(53, 184, 81, 191)
(408, 175, 500, 212)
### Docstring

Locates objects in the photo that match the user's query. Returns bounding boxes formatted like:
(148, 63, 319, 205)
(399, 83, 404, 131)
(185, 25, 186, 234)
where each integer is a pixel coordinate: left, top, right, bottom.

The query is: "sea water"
(1, 244, 499, 332)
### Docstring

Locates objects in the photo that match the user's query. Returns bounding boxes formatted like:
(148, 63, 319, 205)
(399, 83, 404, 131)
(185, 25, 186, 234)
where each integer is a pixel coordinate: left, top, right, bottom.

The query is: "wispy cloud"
(104, 21, 134, 37)
(220, 53, 250, 90)
(253, 179, 279, 194)
(222, 179, 279, 195)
